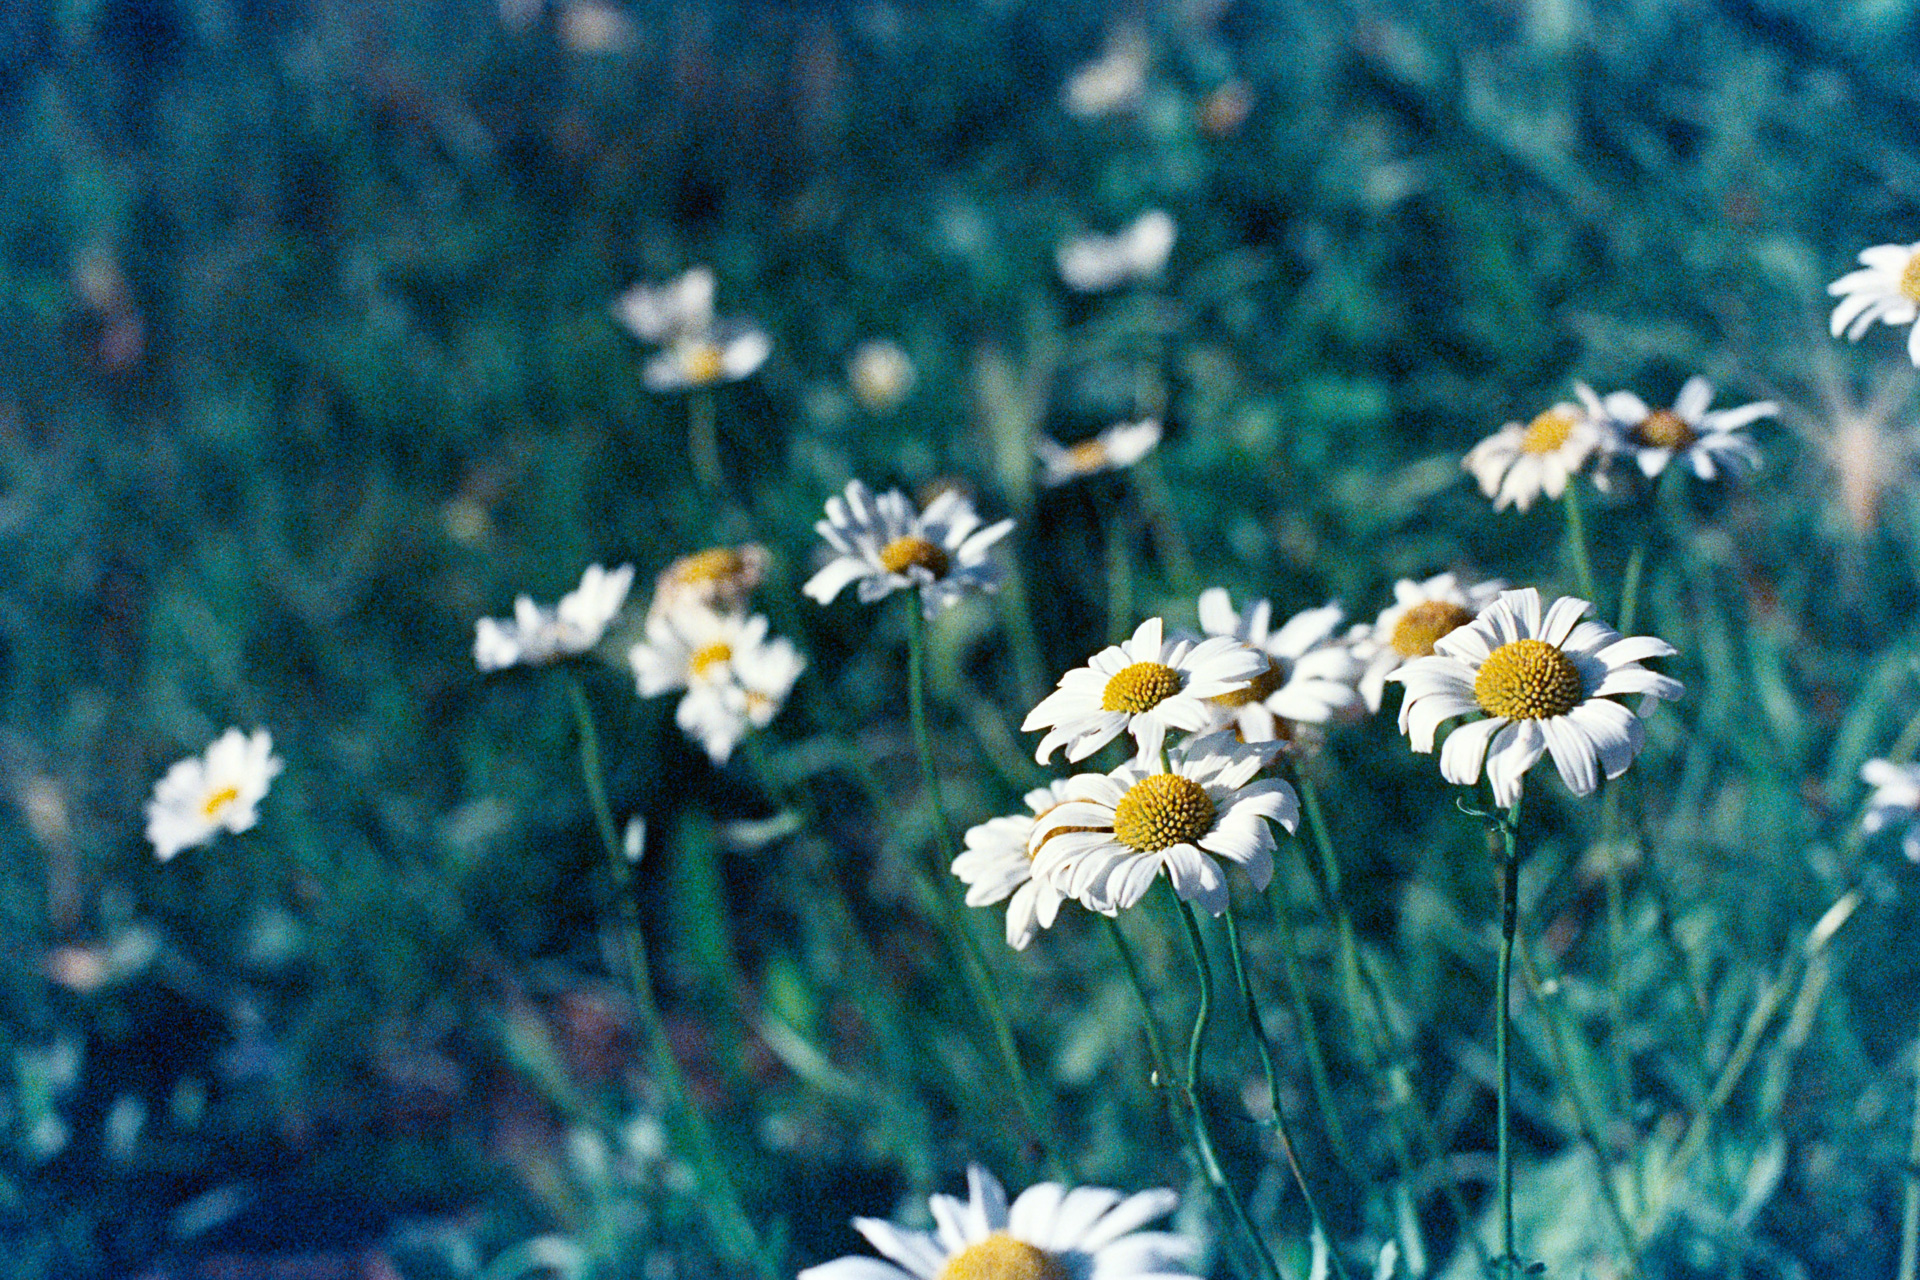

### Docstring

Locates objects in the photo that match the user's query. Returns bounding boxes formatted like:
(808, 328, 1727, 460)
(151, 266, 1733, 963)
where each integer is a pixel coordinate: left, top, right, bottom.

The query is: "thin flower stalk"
(1106, 510, 1134, 647)
(688, 390, 723, 497)
(1266, 869, 1358, 1175)
(1560, 483, 1599, 606)
(564, 675, 776, 1280)
(1491, 798, 1523, 1280)
(1900, 1054, 1920, 1280)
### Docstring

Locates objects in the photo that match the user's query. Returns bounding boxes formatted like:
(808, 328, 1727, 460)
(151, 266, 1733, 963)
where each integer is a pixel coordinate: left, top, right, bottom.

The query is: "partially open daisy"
(1861, 759, 1920, 861)
(955, 781, 1100, 950)
(798, 1163, 1192, 1280)
(1195, 588, 1363, 745)
(1463, 400, 1601, 512)
(802, 479, 1015, 619)
(610, 267, 714, 344)
(630, 604, 803, 764)
(474, 563, 634, 671)
(648, 544, 769, 619)
(1578, 377, 1772, 486)
(642, 322, 772, 392)
(1389, 587, 1682, 807)
(1035, 419, 1162, 487)
(1057, 210, 1176, 292)
(1347, 572, 1506, 713)
(146, 729, 283, 861)
(1028, 732, 1297, 915)
(1023, 617, 1268, 765)
(1828, 240, 1920, 365)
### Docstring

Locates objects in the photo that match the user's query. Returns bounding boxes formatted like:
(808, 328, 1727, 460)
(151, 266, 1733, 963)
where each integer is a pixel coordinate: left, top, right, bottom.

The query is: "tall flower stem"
(1224, 902, 1353, 1280)
(1173, 896, 1284, 1280)
(1491, 798, 1525, 1280)
(1617, 540, 1648, 636)
(688, 390, 723, 497)
(564, 674, 775, 1280)
(1899, 1045, 1920, 1280)
(904, 591, 1061, 1177)
(1560, 483, 1599, 606)
(1266, 865, 1359, 1174)
(1105, 511, 1135, 647)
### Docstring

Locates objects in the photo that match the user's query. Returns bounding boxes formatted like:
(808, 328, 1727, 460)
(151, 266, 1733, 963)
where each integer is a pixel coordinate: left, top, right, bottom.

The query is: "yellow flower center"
(1112, 774, 1217, 852)
(1520, 409, 1576, 454)
(201, 786, 241, 819)
(1474, 638, 1584, 720)
(1066, 438, 1111, 472)
(684, 343, 726, 385)
(878, 535, 951, 579)
(689, 641, 733, 680)
(937, 1235, 1068, 1280)
(1391, 600, 1476, 657)
(1632, 409, 1696, 451)
(1211, 656, 1284, 709)
(1901, 250, 1920, 304)
(672, 547, 745, 584)
(1101, 661, 1182, 713)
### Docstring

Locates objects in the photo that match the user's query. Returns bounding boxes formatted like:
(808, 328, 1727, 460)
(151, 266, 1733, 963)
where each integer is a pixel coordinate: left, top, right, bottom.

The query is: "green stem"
(1494, 799, 1524, 1280)
(1267, 860, 1359, 1173)
(1105, 511, 1134, 647)
(688, 390, 722, 496)
(1899, 1045, 1920, 1280)
(1618, 540, 1648, 635)
(1174, 896, 1284, 1280)
(1598, 785, 1638, 1123)
(565, 674, 775, 1280)
(1561, 483, 1599, 606)
(904, 591, 1061, 1178)
(1225, 902, 1352, 1280)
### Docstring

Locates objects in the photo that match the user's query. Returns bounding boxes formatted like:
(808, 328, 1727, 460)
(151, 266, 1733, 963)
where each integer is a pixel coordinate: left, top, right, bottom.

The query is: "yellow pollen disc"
(1112, 774, 1217, 852)
(1065, 438, 1111, 472)
(672, 547, 744, 584)
(201, 785, 241, 819)
(1520, 409, 1576, 454)
(1633, 409, 1696, 451)
(937, 1235, 1068, 1280)
(1211, 656, 1284, 708)
(1474, 638, 1584, 720)
(1101, 661, 1183, 713)
(878, 535, 951, 578)
(1901, 251, 1920, 304)
(685, 343, 726, 384)
(688, 641, 733, 680)
(1391, 600, 1476, 657)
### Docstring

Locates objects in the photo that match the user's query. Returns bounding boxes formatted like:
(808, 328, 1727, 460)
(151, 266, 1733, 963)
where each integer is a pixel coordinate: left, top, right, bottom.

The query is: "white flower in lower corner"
(146, 729, 283, 861)
(955, 781, 1111, 950)
(1347, 572, 1506, 712)
(1057, 209, 1176, 292)
(1579, 377, 1773, 486)
(474, 563, 634, 672)
(802, 479, 1015, 618)
(1861, 759, 1920, 861)
(1195, 588, 1364, 746)
(642, 322, 771, 392)
(1828, 240, 1920, 365)
(1389, 587, 1682, 808)
(798, 1163, 1192, 1280)
(1023, 617, 1267, 765)
(1028, 732, 1297, 916)
(1463, 401, 1601, 512)
(1035, 419, 1161, 487)
(630, 606, 803, 764)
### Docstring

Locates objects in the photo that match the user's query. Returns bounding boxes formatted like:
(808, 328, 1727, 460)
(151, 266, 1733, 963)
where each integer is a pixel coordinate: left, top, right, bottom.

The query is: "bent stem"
(1561, 483, 1599, 606)
(1224, 901, 1352, 1280)
(904, 590, 1061, 1178)
(564, 674, 775, 1280)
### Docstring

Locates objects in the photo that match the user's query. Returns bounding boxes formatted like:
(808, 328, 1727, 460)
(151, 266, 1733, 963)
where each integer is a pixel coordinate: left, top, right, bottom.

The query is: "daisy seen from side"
(1022, 617, 1268, 765)
(1389, 587, 1683, 808)
(1578, 376, 1773, 486)
(1057, 210, 1176, 293)
(1195, 588, 1364, 746)
(474, 563, 634, 672)
(1035, 419, 1162, 487)
(1828, 240, 1920, 365)
(1347, 572, 1506, 713)
(1463, 400, 1601, 513)
(802, 479, 1015, 619)
(610, 267, 714, 343)
(642, 321, 772, 392)
(1861, 758, 1920, 861)
(146, 728, 284, 861)
(798, 1163, 1193, 1280)
(955, 780, 1107, 951)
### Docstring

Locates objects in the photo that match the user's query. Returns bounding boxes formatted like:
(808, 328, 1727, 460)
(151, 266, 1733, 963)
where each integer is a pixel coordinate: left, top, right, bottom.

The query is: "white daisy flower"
(1860, 758, 1920, 861)
(1388, 587, 1683, 808)
(474, 563, 634, 672)
(648, 544, 769, 619)
(1022, 617, 1268, 766)
(798, 1163, 1192, 1280)
(1028, 732, 1298, 916)
(1057, 210, 1176, 293)
(610, 267, 714, 343)
(1035, 419, 1162, 487)
(848, 339, 917, 412)
(1463, 401, 1601, 513)
(954, 781, 1100, 951)
(1063, 27, 1149, 119)
(146, 729, 283, 862)
(1347, 573, 1507, 713)
(1195, 588, 1364, 745)
(642, 322, 772, 392)
(802, 479, 1015, 619)
(630, 605, 804, 764)
(1577, 377, 1773, 486)
(1828, 240, 1920, 365)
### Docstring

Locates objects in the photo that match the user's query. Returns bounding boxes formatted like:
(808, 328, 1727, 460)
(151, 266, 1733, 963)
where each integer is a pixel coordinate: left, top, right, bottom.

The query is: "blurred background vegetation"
(4, 0, 1920, 1275)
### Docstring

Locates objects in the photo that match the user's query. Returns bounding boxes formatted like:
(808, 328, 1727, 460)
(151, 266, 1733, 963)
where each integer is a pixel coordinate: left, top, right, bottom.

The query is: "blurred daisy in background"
(1023, 617, 1267, 765)
(1029, 732, 1296, 916)
(802, 479, 1014, 618)
(147, 729, 283, 861)
(1463, 400, 1600, 512)
(955, 780, 1098, 950)
(1057, 210, 1176, 292)
(1828, 240, 1920, 365)
(1195, 588, 1363, 745)
(642, 322, 771, 392)
(1348, 572, 1506, 712)
(1390, 587, 1682, 806)
(630, 606, 803, 764)
(474, 563, 634, 671)
(610, 267, 714, 343)
(1860, 758, 1920, 860)
(1063, 26, 1149, 118)
(798, 1163, 1192, 1280)
(1035, 419, 1162, 487)
(1579, 376, 1773, 485)
(648, 544, 768, 619)
(848, 339, 917, 412)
